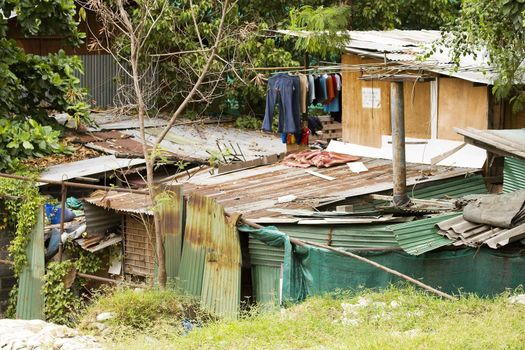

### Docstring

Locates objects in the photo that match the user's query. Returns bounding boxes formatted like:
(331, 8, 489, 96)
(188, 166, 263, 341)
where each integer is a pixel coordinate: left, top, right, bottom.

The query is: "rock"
(508, 294, 525, 305)
(390, 300, 400, 308)
(0, 319, 103, 349)
(96, 312, 114, 322)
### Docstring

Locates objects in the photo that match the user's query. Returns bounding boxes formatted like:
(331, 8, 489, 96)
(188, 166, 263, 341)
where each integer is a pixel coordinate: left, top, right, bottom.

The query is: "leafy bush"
(0, 118, 72, 171)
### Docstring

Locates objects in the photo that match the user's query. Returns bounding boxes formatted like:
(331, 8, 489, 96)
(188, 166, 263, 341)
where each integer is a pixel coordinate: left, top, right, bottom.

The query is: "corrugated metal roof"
(410, 174, 488, 199)
(38, 155, 145, 185)
(456, 128, 525, 161)
(179, 194, 241, 318)
(387, 213, 459, 255)
(181, 158, 477, 220)
(437, 215, 525, 249)
(83, 122, 285, 163)
(85, 159, 478, 219)
(504, 157, 525, 193)
(277, 29, 496, 84)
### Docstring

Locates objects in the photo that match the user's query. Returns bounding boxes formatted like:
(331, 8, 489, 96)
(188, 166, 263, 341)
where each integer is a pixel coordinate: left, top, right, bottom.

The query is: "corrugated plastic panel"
(252, 265, 281, 306)
(84, 202, 121, 235)
(179, 194, 241, 317)
(388, 213, 460, 255)
(16, 207, 44, 320)
(410, 175, 488, 199)
(503, 157, 525, 193)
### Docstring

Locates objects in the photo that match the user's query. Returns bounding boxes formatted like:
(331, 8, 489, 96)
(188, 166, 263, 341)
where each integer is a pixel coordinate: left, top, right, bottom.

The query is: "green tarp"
(240, 224, 525, 303)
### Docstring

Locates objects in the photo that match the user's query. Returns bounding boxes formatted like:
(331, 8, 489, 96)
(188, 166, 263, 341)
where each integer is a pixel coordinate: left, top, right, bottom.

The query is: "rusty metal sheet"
(85, 159, 478, 220)
(84, 190, 153, 215)
(178, 194, 241, 317)
(180, 158, 478, 220)
(85, 138, 148, 157)
(158, 186, 184, 280)
(72, 131, 131, 144)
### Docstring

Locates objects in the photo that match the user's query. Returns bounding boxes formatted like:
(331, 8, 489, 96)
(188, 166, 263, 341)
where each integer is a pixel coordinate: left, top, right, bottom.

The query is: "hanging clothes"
(319, 75, 328, 103)
(307, 74, 315, 105)
(298, 73, 309, 114)
(263, 74, 301, 134)
(325, 74, 335, 105)
(313, 75, 322, 104)
(324, 73, 342, 116)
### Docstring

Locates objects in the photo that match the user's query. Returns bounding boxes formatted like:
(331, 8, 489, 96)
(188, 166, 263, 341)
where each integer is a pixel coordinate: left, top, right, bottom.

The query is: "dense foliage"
(0, 0, 90, 170)
(123, 0, 461, 117)
(445, 0, 525, 109)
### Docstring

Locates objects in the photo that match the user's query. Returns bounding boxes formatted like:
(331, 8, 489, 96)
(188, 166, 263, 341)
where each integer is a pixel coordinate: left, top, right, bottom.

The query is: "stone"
(96, 312, 114, 321)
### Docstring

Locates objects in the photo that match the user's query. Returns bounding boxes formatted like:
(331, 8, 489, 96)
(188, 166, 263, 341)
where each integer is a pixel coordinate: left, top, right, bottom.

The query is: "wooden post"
(390, 81, 410, 207)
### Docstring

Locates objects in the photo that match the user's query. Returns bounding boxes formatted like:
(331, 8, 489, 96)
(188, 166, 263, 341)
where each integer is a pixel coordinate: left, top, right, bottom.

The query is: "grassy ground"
(81, 286, 525, 350)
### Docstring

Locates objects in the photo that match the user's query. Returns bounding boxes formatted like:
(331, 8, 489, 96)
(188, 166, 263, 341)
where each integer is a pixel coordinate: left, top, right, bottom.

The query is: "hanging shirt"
(313, 75, 322, 104)
(325, 74, 335, 105)
(307, 74, 315, 105)
(298, 73, 308, 114)
(319, 75, 328, 103)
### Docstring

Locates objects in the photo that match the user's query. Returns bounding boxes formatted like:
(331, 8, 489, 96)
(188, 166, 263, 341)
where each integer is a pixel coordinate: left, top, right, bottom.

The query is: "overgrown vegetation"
(99, 286, 525, 350)
(42, 244, 104, 326)
(445, 0, 525, 111)
(80, 287, 213, 339)
(0, 0, 91, 170)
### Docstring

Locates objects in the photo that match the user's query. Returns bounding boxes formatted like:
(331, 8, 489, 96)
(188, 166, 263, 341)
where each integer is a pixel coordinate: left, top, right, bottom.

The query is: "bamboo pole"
(239, 218, 457, 300)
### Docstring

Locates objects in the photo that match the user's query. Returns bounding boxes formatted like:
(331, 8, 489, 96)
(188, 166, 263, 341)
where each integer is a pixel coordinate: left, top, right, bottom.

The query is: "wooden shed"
(337, 30, 525, 148)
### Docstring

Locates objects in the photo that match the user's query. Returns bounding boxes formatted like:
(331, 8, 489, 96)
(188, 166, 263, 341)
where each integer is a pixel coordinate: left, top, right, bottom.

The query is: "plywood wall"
(341, 54, 391, 147)
(404, 80, 431, 139)
(437, 77, 488, 140)
(341, 54, 432, 146)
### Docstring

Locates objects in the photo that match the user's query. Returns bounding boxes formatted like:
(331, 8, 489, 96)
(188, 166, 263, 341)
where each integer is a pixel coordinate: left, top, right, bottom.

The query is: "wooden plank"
(438, 78, 488, 140)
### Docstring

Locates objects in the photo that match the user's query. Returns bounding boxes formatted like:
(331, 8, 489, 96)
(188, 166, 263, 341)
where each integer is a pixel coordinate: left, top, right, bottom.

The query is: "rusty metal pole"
(390, 81, 410, 207)
(57, 182, 67, 262)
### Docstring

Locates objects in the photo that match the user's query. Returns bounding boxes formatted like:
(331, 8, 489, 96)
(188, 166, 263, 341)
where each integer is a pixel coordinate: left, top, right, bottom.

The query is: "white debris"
(96, 312, 114, 322)
(508, 294, 525, 305)
(0, 319, 103, 349)
(390, 300, 400, 308)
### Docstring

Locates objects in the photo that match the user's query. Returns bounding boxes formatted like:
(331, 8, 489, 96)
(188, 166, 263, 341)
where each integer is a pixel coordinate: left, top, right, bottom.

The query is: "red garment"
(325, 75, 335, 104)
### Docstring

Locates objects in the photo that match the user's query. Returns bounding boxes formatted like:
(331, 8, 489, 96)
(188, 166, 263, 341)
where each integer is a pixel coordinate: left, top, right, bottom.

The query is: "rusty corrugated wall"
(16, 207, 45, 320)
(178, 194, 241, 318)
(158, 186, 184, 281)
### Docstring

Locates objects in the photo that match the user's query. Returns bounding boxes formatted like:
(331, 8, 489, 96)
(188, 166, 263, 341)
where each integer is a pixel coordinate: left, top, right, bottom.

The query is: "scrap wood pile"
(437, 190, 525, 249)
(283, 149, 360, 168)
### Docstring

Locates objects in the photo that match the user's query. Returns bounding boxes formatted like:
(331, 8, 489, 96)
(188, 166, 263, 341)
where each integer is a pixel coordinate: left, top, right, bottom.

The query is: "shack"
(279, 30, 525, 148)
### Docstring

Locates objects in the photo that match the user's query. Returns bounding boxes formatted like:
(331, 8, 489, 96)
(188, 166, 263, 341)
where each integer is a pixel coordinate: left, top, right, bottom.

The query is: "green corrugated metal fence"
(16, 207, 45, 320)
(503, 157, 525, 193)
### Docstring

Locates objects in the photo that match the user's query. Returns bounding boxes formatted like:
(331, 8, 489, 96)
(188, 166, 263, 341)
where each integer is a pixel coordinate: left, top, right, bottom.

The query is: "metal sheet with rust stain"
(180, 157, 478, 219)
(84, 158, 478, 220)
(71, 131, 132, 144)
(178, 194, 241, 317)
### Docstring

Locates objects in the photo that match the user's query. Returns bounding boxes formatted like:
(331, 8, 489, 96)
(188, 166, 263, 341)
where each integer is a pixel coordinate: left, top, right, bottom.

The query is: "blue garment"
(319, 75, 328, 103)
(263, 74, 301, 134)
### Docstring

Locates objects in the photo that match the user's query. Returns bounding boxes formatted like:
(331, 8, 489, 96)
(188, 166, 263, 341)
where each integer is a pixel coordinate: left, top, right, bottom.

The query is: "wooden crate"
(311, 115, 342, 143)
